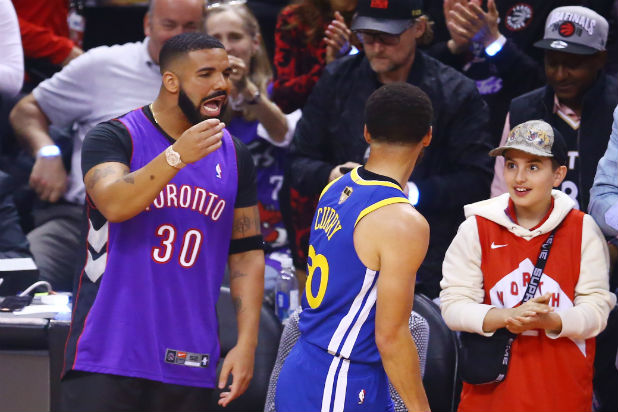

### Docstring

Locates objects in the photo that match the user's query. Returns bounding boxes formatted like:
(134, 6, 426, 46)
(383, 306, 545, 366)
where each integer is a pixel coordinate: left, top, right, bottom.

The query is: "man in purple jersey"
(61, 33, 265, 411)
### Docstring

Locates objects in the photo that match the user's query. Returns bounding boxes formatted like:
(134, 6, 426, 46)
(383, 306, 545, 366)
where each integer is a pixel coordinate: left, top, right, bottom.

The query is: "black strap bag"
(458, 228, 557, 384)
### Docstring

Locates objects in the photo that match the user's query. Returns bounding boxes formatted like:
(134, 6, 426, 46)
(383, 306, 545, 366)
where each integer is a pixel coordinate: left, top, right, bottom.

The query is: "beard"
(177, 86, 227, 126)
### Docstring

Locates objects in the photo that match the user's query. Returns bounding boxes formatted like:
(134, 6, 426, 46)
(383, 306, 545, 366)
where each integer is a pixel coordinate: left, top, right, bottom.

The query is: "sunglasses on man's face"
(355, 30, 402, 46)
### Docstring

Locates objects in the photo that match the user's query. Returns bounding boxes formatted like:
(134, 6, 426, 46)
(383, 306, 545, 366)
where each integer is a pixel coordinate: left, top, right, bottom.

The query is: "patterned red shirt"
(272, 4, 328, 114)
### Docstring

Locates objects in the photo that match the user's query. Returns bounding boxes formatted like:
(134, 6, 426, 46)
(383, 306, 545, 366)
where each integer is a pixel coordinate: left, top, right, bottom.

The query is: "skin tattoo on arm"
(232, 207, 261, 237)
(233, 296, 243, 313)
(233, 216, 252, 236)
(122, 170, 135, 184)
(230, 270, 248, 281)
(86, 165, 117, 190)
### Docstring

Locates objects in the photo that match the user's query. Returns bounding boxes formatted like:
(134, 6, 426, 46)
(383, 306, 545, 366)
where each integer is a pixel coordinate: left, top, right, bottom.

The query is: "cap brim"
(489, 144, 553, 158)
(351, 16, 411, 35)
(533, 39, 599, 55)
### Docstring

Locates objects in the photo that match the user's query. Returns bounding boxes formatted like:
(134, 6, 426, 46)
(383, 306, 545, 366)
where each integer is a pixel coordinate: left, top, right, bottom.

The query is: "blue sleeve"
(589, 106, 618, 237)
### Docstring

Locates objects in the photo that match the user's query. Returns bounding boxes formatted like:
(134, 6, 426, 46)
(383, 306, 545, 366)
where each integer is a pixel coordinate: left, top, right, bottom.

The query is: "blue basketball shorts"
(275, 338, 393, 412)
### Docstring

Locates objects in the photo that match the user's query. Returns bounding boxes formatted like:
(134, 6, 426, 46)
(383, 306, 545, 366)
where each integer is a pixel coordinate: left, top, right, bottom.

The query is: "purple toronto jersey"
(67, 108, 238, 388)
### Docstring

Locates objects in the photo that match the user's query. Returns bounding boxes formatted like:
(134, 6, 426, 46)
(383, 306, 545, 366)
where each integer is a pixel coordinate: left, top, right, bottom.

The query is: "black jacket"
(288, 50, 493, 298)
(509, 72, 618, 211)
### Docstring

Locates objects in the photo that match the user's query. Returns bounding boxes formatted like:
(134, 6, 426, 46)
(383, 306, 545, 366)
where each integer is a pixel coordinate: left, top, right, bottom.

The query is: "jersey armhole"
(319, 175, 343, 200)
(354, 197, 411, 227)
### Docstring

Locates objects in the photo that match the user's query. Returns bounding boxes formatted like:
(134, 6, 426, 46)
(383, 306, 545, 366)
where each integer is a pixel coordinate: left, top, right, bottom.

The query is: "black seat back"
(413, 293, 460, 412)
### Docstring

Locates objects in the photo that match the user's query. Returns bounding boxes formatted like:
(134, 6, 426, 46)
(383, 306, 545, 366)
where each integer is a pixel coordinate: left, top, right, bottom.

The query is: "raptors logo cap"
(489, 120, 568, 166)
(351, 0, 423, 35)
(534, 6, 608, 55)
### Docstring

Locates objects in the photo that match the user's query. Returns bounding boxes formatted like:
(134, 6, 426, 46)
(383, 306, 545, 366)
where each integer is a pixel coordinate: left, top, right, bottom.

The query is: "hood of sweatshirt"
(463, 190, 575, 240)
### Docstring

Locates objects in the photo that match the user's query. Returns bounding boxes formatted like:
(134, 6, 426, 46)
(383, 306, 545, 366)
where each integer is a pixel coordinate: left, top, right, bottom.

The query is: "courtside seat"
(264, 307, 430, 412)
(413, 293, 460, 412)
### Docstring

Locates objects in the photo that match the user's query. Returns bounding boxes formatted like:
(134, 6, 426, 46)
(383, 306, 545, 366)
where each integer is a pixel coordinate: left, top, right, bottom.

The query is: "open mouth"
(513, 186, 531, 195)
(201, 95, 226, 117)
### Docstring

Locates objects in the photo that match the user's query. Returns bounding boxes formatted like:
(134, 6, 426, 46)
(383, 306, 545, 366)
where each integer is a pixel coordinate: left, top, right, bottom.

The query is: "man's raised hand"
(172, 118, 225, 164)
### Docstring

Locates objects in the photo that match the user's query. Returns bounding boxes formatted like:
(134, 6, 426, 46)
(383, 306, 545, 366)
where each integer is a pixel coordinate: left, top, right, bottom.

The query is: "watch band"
(165, 145, 186, 169)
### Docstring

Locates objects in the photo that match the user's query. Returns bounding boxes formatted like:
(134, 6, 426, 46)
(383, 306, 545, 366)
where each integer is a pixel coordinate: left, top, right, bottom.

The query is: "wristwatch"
(165, 145, 186, 169)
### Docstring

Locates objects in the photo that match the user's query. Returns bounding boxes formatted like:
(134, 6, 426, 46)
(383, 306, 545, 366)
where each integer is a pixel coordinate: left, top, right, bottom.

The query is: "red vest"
(458, 210, 595, 412)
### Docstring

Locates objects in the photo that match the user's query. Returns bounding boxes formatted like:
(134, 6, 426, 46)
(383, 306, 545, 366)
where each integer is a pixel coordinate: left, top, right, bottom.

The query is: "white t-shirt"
(0, 0, 24, 97)
(33, 38, 161, 204)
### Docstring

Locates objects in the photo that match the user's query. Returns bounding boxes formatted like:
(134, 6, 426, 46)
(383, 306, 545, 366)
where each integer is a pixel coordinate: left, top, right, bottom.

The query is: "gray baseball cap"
(489, 120, 568, 166)
(534, 6, 608, 55)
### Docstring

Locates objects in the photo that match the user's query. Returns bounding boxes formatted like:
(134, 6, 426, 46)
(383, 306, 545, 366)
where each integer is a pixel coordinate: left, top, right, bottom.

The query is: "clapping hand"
(325, 11, 352, 64)
(445, 0, 500, 54)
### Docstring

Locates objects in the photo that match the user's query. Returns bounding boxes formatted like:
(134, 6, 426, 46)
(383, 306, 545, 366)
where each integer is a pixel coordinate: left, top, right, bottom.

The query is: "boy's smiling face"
(503, 149, 567, 217)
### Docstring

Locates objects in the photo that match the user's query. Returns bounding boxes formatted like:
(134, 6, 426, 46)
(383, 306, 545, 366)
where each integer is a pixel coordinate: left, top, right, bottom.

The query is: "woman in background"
(205, 2, 299, 294)
(272, 0, 357, 114)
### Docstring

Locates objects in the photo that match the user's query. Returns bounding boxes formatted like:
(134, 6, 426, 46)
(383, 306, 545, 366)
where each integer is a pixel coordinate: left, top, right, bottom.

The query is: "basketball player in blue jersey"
(61, 33, 265, 411)
(275, 83, 433, 412)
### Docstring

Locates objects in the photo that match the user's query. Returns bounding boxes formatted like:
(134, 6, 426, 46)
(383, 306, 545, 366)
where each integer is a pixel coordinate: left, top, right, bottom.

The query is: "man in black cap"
(287, 0, 494, 299)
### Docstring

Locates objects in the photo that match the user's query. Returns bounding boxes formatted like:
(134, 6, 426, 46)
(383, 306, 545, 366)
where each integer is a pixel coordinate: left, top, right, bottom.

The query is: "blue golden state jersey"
(299, 167, 411, 363)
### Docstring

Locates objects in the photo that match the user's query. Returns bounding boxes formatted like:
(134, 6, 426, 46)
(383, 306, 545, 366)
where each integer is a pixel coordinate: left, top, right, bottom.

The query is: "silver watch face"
(166, 146, 181, 166)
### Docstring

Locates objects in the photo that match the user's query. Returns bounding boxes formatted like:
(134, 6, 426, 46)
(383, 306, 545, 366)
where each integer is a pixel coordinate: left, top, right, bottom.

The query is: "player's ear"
(422, 126, 432, 147)
(363, 125, 372, 144)
(162, 71, 179, 94)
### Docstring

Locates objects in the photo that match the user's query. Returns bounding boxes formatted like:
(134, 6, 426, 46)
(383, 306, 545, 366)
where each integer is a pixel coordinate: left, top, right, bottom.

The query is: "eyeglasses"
(355, 30, 402, 46)
(354, 20, 415, 46)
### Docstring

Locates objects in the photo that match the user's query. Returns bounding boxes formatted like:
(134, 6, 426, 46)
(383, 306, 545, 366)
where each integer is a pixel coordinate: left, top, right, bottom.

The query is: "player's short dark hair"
(364, 83, 433, 144)
(159, 32, 224, 73)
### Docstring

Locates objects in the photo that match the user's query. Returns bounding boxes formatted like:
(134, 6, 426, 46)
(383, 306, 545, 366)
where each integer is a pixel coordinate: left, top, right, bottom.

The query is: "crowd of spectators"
(1, 0, 618, 411)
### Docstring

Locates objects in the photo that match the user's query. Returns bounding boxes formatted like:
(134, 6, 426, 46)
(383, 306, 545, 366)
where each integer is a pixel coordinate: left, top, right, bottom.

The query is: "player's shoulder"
(363, 202, 429, 240)
(390, 203, 429, 236)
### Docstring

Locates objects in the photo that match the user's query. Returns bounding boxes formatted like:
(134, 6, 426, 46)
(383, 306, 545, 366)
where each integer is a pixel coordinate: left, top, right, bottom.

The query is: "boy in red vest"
(440, 119, 616, 412)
